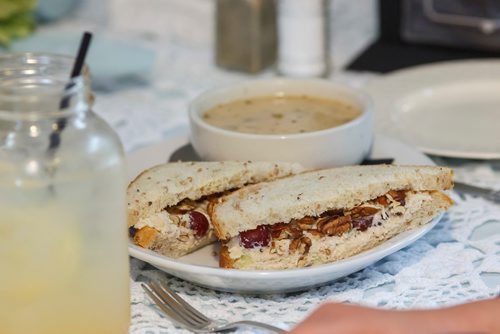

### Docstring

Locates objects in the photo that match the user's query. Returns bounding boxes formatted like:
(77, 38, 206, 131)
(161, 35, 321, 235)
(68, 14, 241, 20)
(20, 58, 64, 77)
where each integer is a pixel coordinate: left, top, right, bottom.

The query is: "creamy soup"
(202, 95, 361, 135)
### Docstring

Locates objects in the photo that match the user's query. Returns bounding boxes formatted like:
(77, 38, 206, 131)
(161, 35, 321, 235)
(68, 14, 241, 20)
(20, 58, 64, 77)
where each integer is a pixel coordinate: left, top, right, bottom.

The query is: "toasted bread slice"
(127, 161, 304, 258)
(128, 161, 304, 227)
(220, 190, 452, 269)
(211, 165, 453, 241)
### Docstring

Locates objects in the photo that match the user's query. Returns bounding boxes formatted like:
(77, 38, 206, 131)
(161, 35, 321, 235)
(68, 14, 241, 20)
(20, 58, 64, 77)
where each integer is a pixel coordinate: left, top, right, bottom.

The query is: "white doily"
(127, 181, 500, 333)
(104, 63, 500, 332)
(90, 63, 500, 334)
(90, 49, 500, 333)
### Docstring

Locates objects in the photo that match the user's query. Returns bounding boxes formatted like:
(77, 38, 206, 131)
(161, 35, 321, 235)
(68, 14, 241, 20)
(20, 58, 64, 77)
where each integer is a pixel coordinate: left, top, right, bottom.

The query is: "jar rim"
(0, 52, 90, 121)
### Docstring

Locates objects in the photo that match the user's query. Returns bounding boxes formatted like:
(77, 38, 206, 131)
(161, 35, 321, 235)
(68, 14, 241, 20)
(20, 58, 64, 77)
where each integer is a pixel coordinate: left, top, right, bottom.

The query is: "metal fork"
(142, 282, 287, 333)
(454, 181, 500, 204)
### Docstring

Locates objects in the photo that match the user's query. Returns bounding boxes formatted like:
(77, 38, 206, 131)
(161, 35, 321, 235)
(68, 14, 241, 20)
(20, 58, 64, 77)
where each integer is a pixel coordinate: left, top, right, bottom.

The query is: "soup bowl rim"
(188, 78, 373, 140)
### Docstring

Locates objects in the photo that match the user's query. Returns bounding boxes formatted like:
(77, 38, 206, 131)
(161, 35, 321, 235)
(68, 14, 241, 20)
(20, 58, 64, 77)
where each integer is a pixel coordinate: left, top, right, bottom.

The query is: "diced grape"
(239, 225, 270, 249)
(352, 215, 374, 231)
(188, 211, 209, 238)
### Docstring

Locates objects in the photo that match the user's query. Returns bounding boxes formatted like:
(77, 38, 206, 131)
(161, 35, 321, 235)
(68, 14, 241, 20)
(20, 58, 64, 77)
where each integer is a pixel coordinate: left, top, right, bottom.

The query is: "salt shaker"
(277, 0, 329, 77)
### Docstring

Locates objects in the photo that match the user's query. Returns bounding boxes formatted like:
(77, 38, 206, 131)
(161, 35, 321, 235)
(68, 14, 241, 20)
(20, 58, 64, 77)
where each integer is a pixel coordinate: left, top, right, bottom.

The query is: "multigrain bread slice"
(210, 165, 453, 240)
(219, 191, 452, 269)
(127, 161, 304, 258)
(210, 165, 453, 270)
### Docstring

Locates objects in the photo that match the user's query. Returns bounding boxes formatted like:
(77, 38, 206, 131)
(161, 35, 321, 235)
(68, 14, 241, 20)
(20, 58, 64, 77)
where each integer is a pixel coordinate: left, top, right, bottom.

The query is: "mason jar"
(0, 53, 130, 334)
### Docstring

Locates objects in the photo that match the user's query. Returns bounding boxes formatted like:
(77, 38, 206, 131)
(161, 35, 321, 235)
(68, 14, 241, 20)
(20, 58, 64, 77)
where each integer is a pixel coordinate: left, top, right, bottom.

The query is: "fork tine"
(149, 282, 210, 328)
(157, 282, 211, 323)
(489, 190, 500, 202)
(144, 283, 286, 333)
(141, 283, 194, 329)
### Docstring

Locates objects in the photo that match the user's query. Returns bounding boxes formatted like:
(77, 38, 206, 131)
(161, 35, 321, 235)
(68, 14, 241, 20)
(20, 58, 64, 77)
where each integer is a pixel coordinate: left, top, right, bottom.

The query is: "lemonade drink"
(0, 164, 130, 334)
(0, 53, 130, 333)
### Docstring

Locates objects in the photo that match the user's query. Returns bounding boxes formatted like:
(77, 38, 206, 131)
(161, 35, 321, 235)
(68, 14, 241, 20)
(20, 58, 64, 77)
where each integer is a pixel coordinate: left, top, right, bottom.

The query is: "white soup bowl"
(189, 79, 373, 169)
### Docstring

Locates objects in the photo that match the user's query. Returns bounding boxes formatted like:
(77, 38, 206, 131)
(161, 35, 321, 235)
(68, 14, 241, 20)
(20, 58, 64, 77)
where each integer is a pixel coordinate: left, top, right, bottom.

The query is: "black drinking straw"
(48, 32, 93, 151)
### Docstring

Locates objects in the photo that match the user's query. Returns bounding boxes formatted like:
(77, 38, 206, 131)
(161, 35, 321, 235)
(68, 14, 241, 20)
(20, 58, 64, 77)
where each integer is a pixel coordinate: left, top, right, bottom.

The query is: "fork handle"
(453, 182, 497, 197)
(216, 320, 287, 333)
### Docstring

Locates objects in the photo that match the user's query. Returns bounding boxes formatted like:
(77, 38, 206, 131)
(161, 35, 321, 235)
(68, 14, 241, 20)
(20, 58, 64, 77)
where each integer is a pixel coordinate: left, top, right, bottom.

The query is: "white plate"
(127, 131, 441, 293)
(367, 60, 500, 160)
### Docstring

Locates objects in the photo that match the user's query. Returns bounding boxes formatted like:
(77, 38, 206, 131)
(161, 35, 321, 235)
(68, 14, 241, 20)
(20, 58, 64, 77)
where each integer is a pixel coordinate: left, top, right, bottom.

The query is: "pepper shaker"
(215, 0, 277, 73)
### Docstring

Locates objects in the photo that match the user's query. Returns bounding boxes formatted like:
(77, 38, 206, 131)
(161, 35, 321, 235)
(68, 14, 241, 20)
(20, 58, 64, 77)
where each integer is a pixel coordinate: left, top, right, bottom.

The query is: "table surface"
(118, 54, 500, 333)
(32, 4, 500, 333)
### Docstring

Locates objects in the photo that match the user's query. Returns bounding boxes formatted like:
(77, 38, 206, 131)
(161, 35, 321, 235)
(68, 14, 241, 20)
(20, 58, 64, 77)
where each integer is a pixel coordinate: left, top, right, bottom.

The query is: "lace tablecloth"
(80, 28, 500, 334)
(94, 65, 500, 333)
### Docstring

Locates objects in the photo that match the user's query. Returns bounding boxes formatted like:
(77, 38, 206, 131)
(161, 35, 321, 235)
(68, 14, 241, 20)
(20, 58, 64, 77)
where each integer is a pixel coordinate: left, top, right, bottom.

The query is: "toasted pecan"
(374, 195, 389, 206)
(387, 190, 406, 205)
(304, 229, 323, 237)
(166, 198, 197, 214)
(300, 236, 312, 254)
(289, 238, 301, 254)
(318, 215, 352, 236)
(349, 206, 379, 218)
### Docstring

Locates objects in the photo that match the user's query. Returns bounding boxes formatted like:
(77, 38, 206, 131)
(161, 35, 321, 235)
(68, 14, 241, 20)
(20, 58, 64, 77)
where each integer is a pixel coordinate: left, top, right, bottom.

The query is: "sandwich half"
(127, 161, 304, 258)
(210, 165, 453, 270)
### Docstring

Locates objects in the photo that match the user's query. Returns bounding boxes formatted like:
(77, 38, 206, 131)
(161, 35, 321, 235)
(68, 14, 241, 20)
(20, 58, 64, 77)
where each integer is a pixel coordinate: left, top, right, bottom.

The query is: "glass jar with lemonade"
(0, 53, 130, 333)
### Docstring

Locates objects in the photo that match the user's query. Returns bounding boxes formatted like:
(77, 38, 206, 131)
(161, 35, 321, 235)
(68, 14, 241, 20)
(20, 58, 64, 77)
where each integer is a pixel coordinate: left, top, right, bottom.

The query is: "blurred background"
(2, 0, 499, 151)
(0, 0, 379, 86)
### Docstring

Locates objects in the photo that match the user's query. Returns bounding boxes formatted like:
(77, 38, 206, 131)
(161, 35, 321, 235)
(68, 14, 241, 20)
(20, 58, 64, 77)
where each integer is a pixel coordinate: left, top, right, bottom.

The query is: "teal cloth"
(36, 0, 80, 22)
(4, 32, 155, 90)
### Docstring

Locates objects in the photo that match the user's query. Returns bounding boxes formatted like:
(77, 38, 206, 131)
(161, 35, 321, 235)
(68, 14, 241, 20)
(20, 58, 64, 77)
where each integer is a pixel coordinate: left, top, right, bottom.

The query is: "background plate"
(127, 132, 441, 293)
(367, 60, 500, 160)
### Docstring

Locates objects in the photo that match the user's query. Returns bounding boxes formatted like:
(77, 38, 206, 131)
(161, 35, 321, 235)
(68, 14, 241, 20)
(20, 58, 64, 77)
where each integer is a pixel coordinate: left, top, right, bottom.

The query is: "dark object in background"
(216, 0, 277, 73)
(347, 0, 500, 73)
(402, 0, 500, 51)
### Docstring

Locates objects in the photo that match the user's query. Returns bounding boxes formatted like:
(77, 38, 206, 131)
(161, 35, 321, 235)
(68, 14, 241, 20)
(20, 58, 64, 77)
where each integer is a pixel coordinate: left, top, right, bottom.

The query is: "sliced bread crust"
(211, 165, 453, 240)
(128, 161, 304, 227)
(220, 191, 452, 269)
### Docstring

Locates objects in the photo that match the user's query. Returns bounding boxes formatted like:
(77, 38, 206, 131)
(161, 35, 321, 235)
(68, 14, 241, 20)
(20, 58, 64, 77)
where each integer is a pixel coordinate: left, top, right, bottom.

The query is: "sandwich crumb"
(318, 176, 325, 180)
